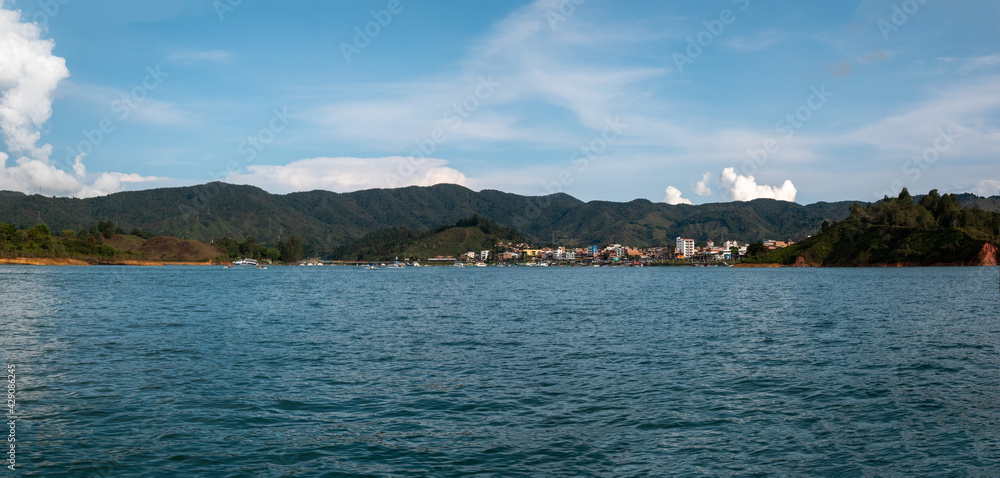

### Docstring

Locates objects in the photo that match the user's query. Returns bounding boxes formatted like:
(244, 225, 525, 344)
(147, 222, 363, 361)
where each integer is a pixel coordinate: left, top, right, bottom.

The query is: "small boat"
(475, 262, 487, 267)
(453, 262, 464, 267)
(233, 258, 258, 266)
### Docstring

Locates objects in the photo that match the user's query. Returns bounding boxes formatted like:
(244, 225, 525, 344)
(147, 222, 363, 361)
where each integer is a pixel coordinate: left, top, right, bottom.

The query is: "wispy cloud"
(63, 83, 192, 126)
(167, 49, 233, 65)
(724, 29, 782, 52)
(959, 53, 1000, 74)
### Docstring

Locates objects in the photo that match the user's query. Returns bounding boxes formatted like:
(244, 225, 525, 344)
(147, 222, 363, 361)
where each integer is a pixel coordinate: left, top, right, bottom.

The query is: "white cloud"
(0, 5, 69, 159)
(719, 167, 797, 202)
(167, 49, 233, 65)
(226, 156, 469, 194)
(960, 54, 1000, 74)
(971, 179, 1000, 197)
(309, 0, 665, 151)
(0, 4, 159, 198)
(662, 186, 693, 205)
(693, 171, 713, 196)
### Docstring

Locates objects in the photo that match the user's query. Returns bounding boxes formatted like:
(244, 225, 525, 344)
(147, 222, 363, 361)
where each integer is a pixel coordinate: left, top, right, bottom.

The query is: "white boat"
(233, 258, 258, 266)
(475, 262, 487, 267)
(453, 262, 464, 267)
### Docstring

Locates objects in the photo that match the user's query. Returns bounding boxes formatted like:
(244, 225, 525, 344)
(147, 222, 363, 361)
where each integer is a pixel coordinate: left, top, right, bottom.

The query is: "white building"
(554, 251, 577, 261)
(676, 237, 695, 258)
(480, 250, 490, 261)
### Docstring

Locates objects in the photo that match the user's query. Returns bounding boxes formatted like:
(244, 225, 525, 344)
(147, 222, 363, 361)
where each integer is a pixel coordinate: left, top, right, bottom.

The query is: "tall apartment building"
(676, 237, 695, 258)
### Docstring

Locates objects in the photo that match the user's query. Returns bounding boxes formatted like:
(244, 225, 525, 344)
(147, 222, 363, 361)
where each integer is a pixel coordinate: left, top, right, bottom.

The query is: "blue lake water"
(1, 265, 998, 476)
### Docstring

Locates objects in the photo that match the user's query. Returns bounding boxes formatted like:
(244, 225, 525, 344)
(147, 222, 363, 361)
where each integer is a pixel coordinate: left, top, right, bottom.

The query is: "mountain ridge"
(2, 182, 997, 256)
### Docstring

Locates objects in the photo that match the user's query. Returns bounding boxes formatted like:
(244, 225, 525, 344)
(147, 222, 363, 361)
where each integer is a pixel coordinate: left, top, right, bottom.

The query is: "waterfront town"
(419, 237, 797, 266)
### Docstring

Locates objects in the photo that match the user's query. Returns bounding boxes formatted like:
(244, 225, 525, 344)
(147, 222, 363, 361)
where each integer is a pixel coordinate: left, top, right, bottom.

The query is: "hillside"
(0, 223, 224, 264)
(106, 235, 226, 262)
(0, 182, 868, 255)
(748, 189, 1000, 266)
(331, 216, 525, 261)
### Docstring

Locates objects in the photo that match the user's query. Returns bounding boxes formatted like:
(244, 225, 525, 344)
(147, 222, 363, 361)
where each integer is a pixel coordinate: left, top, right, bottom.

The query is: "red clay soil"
(972, 242, 999, 266)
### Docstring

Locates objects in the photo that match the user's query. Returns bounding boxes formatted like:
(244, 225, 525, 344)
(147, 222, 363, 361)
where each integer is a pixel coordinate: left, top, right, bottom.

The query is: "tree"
(237, 236, 259, 258)
(281, 236, 303, 262)
(746, 242, 767, 258)
(26, 224, 51, 242)
(0, 223, 16, 242)
(97, 221, 115, 237)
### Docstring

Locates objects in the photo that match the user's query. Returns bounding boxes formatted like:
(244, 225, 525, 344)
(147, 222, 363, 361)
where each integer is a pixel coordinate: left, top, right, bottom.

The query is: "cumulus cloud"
(226, 156, 469, 193)
(0, 5, 68, 159)
(0, 3, 157, 197)
(662, 186, 693, 205)
(693, 171, 713, 196)
(719, 167, 797, 202)
(971, 179, 1000, 197)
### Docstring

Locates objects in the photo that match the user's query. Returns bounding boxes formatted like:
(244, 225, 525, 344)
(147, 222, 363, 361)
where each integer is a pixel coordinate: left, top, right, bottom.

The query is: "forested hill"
(2, 182, 992, 255)
(748, 189, 1000, 266)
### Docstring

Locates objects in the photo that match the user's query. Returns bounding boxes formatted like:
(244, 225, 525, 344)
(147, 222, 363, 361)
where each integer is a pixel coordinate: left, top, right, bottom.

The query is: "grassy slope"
(402, 227, 492, 260)
(99, 234, 224, 262)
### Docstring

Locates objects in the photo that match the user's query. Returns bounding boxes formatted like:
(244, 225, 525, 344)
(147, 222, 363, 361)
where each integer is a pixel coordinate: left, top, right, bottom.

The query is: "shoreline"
(1, 257, 995, 268)
(0, 258, 219, 266)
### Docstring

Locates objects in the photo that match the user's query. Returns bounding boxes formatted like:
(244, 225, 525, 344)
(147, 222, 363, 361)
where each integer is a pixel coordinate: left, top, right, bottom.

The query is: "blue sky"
(0, 0, 998, 204)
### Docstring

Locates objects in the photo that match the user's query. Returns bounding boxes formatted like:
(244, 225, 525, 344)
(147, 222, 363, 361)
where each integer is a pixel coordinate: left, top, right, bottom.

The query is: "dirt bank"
(0, 257, 91, 266)
(0, 257, 218, 266)
(972, 243, 999, 266)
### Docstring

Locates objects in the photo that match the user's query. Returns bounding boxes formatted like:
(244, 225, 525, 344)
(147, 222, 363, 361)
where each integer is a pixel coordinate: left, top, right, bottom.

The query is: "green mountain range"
(2, 182, 998, 257)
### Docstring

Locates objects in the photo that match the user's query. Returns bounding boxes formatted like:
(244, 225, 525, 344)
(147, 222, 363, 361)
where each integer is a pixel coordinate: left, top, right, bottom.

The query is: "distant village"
(422, 237, 797, 266)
